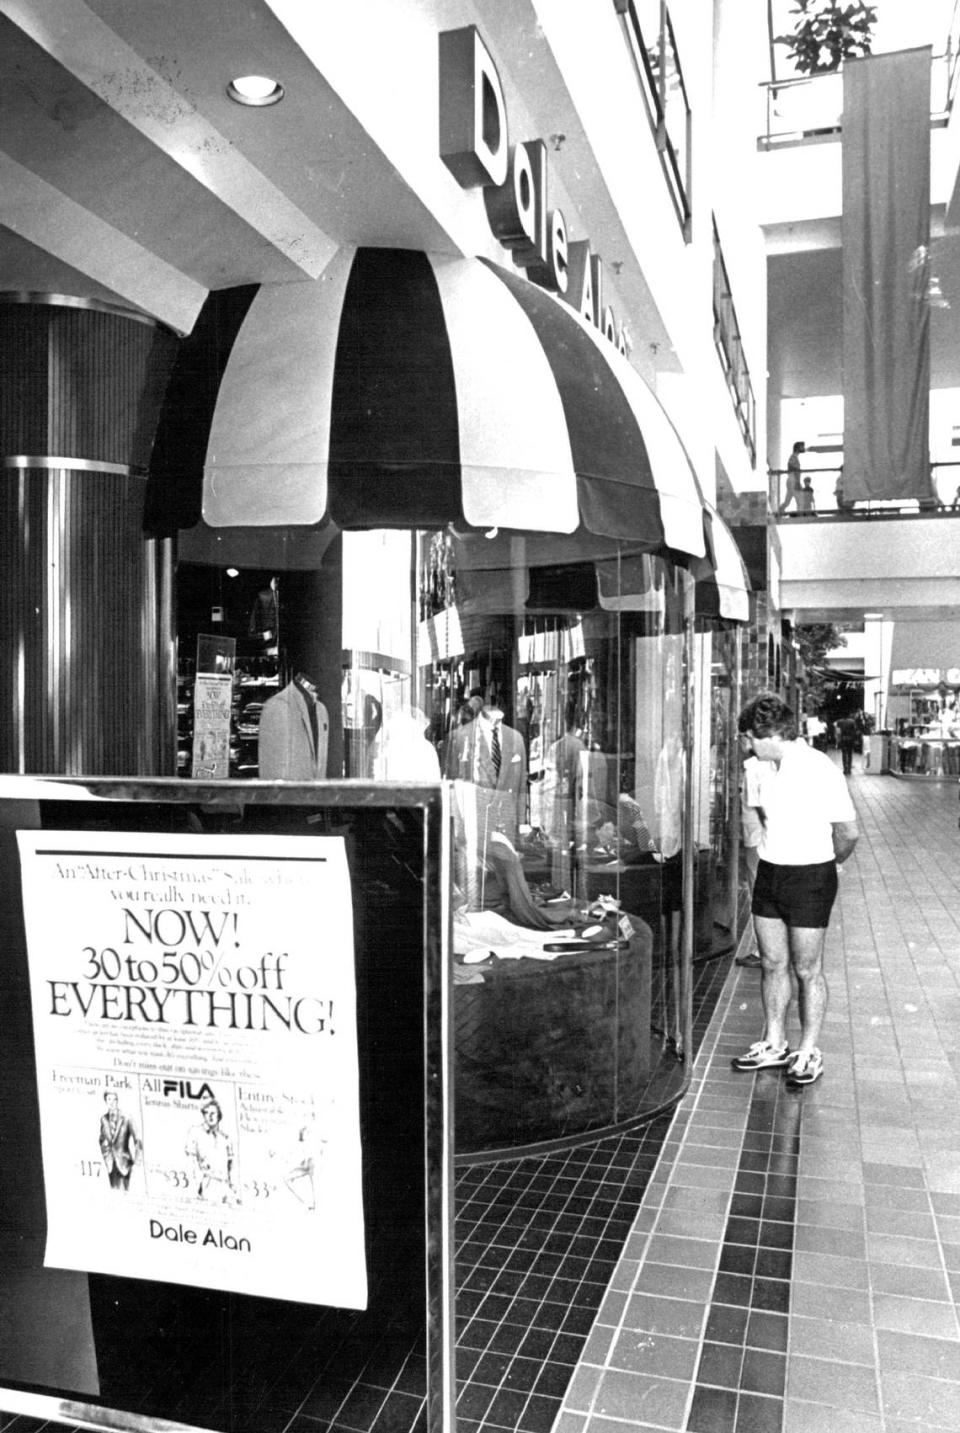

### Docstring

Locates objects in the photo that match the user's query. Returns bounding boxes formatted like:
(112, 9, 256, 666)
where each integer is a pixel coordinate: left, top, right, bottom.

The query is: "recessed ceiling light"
(227, 75, 284, 107)
(225, 567, 240, 578)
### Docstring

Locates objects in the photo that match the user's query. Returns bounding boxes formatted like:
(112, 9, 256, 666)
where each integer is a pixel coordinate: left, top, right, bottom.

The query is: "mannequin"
(445, 697, 527, 857)
(258, 671, 329, 780)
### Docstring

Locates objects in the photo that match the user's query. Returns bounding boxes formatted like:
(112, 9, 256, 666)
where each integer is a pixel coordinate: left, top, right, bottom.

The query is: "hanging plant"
(775, 0, 877, 75)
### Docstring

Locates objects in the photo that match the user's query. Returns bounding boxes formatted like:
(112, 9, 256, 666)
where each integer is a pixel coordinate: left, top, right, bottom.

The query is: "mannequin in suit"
(445, 700, 527, 842)
(258, 672, 329, 780)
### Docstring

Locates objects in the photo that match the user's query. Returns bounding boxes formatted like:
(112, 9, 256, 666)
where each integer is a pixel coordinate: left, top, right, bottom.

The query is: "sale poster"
(17, 830, 367, 1309)
(190, 672, 234, 779)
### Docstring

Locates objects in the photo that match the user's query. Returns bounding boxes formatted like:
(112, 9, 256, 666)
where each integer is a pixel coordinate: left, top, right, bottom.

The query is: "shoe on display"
(731, 1040, 791, 1071)
(735, 951, 762, 968)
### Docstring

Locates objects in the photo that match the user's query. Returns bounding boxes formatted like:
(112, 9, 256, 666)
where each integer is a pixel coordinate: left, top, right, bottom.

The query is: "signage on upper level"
(439, 26, 626, 355)
(891, 668, 960, 687)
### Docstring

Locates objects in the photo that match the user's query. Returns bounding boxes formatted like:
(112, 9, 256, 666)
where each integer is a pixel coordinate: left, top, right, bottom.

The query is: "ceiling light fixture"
(227, 75, 284, 107)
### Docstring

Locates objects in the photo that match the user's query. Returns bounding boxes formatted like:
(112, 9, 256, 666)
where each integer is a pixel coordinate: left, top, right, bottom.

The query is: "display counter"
(454, 922, 653, 1152)
(890, 735, 960, 776)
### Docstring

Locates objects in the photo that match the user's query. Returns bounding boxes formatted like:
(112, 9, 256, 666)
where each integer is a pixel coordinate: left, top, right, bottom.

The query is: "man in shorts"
(731, 693, 858, 1086)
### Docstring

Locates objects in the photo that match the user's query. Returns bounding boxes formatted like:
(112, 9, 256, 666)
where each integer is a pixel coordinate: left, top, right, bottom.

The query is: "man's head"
(104, 1091, 118, 1110)
(201, 1099, 223, 1128)
(738, 694, 799, 758)
(793, 440, 805, 454)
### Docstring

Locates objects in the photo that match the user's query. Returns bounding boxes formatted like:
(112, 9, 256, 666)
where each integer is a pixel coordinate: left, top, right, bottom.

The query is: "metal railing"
(713, 220, 757, 466)
(614, 0, 692, 238)
(768, 462, 960, 516)
(759, 22, 960, 150)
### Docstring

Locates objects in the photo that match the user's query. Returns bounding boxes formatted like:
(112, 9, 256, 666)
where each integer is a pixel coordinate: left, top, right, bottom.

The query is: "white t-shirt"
(750, 740, 856, 865)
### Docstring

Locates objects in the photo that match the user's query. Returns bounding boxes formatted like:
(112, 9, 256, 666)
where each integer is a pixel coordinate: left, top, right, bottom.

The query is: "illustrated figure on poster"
(185, 1098, 239, 1205)
(99, 1089, 141, 1192)
(273, 1125, 319, 1211)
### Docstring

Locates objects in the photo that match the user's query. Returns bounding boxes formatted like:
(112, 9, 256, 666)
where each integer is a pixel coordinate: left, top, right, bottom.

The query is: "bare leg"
(753, 915, 793, 1048)
(787, 924, 828, 1056)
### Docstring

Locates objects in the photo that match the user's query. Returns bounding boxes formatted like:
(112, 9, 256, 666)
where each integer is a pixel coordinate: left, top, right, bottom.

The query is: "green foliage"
(796, 623, 847, 707)
(776, 0, 877, 75)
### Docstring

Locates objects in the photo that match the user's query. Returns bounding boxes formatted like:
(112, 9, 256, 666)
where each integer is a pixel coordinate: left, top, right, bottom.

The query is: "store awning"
(692, 506, 751, 622)
(158, 248, 707, 561)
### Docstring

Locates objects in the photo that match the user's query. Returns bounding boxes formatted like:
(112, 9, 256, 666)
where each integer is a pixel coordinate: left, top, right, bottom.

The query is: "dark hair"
(738, 693, 798, 741)
(200, 1099, 223, 1121)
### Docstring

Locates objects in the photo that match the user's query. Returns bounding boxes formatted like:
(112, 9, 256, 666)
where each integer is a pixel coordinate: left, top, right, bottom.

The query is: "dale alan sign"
(440, 25, 628, 354)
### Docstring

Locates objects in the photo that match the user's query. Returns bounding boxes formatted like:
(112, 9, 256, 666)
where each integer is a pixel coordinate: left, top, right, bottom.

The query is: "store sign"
(891, 667, 960, 687)
(439, 25, 627, 354)
(18, 830, 367, 1309)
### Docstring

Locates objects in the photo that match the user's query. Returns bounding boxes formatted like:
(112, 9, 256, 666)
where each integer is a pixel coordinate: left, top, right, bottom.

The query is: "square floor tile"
(687, 1383, 738, 1433)
(592, 1368, 689, 1425)
(697, 1339, 744, 1389)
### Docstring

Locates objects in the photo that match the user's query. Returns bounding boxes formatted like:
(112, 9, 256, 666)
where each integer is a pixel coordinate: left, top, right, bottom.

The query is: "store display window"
(405, 529, 694, 1153)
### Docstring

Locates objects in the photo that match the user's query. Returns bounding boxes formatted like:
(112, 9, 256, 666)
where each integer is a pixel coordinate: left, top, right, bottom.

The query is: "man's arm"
(832, 819, 858, 864)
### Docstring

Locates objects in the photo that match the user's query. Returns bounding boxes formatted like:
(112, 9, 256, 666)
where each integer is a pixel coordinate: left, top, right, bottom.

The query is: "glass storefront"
(167, 525, 752, 1157)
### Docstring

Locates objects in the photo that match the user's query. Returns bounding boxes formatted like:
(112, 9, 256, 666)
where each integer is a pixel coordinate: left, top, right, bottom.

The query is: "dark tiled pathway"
(553, 766, 960, 1432)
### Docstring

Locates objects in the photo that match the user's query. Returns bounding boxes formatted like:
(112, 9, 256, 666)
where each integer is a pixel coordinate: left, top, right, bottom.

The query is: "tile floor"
(4, 764, 958, 1433)
(552, 764, 960, 1432)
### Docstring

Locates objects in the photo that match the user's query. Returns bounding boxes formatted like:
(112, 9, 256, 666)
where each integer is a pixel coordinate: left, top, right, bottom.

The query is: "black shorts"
(752, 859, 838, 929)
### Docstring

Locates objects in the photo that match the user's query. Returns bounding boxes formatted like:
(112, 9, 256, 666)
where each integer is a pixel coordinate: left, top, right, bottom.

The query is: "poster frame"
(0, 775, 455, 1433)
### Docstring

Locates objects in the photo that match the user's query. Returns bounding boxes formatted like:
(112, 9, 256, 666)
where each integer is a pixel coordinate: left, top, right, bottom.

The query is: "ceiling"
(0, 0, 459, 334)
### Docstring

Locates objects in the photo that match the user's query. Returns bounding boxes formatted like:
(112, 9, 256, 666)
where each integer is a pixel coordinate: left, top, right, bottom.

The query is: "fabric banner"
(842, 49, 934, 504)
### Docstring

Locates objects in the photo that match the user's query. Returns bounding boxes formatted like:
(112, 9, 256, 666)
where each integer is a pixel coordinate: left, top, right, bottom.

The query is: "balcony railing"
(768, 462, 960, 516)
(759, 35, 960, 150)
(614, 0, 692, 238)
(713, 220, 757, 467)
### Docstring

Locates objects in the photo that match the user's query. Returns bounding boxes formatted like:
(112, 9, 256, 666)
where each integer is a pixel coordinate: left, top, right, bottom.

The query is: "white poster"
(191, 673, 234, 779)
(16, 830, 367, 1309)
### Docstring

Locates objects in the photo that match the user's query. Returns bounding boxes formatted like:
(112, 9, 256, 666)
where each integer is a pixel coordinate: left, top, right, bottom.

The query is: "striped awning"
(184, 248, 705, 559)
(693, 506, 751, 622)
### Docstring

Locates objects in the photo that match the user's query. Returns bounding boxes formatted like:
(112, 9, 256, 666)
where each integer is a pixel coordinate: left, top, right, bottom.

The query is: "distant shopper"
(796, 477, 815, 514)
(731, 694, 858, 1086)
(835, 713, 858, 776)
(779, 440, 805, 513)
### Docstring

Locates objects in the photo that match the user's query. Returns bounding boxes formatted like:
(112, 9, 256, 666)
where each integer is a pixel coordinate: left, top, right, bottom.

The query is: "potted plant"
(775, 0, 877, 75)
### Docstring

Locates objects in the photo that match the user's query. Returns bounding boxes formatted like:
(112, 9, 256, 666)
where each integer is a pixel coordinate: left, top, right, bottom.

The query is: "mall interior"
(1, 2, 959, 1432)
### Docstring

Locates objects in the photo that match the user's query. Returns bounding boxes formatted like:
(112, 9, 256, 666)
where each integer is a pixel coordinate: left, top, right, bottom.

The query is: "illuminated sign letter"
(484, 141, 548, 267)
(439, 27, 508, 188)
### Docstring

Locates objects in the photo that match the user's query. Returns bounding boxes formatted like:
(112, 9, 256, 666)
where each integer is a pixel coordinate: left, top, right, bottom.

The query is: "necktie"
(491, 723, 502, 781)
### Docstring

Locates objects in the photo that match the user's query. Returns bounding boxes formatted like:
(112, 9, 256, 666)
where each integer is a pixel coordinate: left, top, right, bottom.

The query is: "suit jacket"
(99, 1112, 140, 1176)
(445, 718, 527, 839)
(445, 719, 525, 791)
(258, 681, 329, 780)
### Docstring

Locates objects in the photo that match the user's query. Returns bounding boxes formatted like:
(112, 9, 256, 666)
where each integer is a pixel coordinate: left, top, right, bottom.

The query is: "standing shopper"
(731, 694, 859, 1086)
(836, 713, 858, 775)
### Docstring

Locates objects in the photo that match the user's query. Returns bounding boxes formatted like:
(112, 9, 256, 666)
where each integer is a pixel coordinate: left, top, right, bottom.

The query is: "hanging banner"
(842, 48, 934, 504)
(17, 830, 367, 1309)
